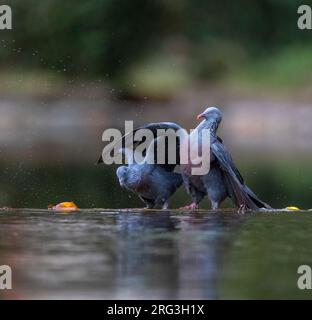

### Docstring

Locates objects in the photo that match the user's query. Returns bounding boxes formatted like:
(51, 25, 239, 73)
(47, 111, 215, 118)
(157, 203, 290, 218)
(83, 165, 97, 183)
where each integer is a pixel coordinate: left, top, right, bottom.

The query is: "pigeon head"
(197, 106, 222, 123)
(116, 166, 128, 187)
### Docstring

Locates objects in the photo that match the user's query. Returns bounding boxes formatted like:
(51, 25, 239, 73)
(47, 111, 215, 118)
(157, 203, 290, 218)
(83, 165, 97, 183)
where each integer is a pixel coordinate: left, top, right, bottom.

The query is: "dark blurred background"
(0, 0, 311, 209)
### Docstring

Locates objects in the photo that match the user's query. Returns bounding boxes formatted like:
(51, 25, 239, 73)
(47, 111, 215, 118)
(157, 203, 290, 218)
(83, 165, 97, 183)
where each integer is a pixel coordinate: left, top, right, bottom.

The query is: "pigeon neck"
(198, 119, 219, 137)
(125, 166, 142, 189)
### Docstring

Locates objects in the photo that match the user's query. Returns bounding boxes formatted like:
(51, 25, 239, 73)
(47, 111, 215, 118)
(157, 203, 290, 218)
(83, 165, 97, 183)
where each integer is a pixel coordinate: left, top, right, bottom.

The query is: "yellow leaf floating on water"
(48, 202, 79, 212)
(286, 206, 300, 211)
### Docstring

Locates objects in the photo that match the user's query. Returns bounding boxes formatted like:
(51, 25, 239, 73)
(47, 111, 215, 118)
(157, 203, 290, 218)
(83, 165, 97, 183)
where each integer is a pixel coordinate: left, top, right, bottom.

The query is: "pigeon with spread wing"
(98, 107, 271, 212)
(98, 129, 183, 209)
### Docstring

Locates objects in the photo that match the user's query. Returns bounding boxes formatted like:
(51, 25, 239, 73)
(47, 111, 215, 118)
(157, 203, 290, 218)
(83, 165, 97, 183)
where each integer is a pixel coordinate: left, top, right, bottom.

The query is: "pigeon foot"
(180, 203, 198, 210)
(237, 204, 247, 214)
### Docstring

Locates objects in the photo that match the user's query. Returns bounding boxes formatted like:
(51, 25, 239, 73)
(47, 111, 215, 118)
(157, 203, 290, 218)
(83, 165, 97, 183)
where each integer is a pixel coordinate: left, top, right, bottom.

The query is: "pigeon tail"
(211, 139, 272, 210)
(221, 165, 272, 210)
(243, 184, 272, 210)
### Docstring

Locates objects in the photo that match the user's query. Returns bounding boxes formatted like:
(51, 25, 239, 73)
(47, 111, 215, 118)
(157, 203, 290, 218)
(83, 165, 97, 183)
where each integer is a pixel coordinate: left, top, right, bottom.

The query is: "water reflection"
(0, 210, 243, 299)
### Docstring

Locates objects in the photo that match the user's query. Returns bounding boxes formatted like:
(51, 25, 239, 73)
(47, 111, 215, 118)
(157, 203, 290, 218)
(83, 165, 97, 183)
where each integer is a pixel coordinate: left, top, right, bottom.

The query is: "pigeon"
(180, 106, 272, 212)
(108, 107, 271, 212)
(99, 136, 183, 209)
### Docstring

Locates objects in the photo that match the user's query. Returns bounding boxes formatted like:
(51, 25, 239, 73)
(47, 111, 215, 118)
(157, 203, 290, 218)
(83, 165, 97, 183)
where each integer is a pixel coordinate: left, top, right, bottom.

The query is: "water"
(1, 209, 311, 299)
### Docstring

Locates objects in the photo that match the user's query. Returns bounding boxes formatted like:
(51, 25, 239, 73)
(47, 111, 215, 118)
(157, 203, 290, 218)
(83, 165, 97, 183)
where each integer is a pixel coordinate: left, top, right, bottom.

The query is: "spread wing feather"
(98, 122, 184, 172)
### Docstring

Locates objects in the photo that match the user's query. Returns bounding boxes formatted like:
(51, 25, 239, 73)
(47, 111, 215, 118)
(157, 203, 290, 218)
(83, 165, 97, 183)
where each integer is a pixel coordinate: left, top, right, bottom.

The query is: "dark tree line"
(0, 0, 310, 80)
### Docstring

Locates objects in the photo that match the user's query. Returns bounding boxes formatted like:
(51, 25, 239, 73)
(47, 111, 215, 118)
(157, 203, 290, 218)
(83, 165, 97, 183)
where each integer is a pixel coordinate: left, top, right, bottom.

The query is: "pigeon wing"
(98, 122, 184, 172)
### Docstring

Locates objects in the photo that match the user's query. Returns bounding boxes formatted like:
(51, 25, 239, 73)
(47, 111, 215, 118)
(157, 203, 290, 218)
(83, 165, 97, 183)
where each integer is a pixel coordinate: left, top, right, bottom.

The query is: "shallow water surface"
(0, 209, 311, 299)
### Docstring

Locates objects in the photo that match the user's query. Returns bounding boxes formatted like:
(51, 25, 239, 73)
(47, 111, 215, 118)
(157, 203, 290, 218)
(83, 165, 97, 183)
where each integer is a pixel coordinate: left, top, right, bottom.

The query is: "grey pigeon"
(99, 137, 183, 209)
(116, 161, 183, 209)
(181, 106, 271, 211)
(112, 107, 271, 212)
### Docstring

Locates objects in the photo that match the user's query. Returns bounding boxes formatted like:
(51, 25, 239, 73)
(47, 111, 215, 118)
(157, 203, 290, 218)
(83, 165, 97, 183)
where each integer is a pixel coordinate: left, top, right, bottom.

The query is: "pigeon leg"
(180, 179, 204, 210)
(180, 191, 204, 210)
(145, 202, 155, 209)
(161, 200, 169, 210)
(180, 202, 198, 210)
(211, 200, 219, 210)
(140, 196, 155, 209)
(238, 204, 247, 214)
(155, 197, 169, 210)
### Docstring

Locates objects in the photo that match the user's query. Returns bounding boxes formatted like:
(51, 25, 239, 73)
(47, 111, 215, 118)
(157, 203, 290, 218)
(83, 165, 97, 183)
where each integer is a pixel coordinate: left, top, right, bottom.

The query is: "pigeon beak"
(197, 113, 204, 121)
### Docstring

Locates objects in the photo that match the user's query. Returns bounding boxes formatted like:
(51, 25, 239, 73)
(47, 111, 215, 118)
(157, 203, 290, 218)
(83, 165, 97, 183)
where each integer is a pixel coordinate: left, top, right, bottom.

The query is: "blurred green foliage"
(1, 0, 310, 86)
(227, 45, 312, 90)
